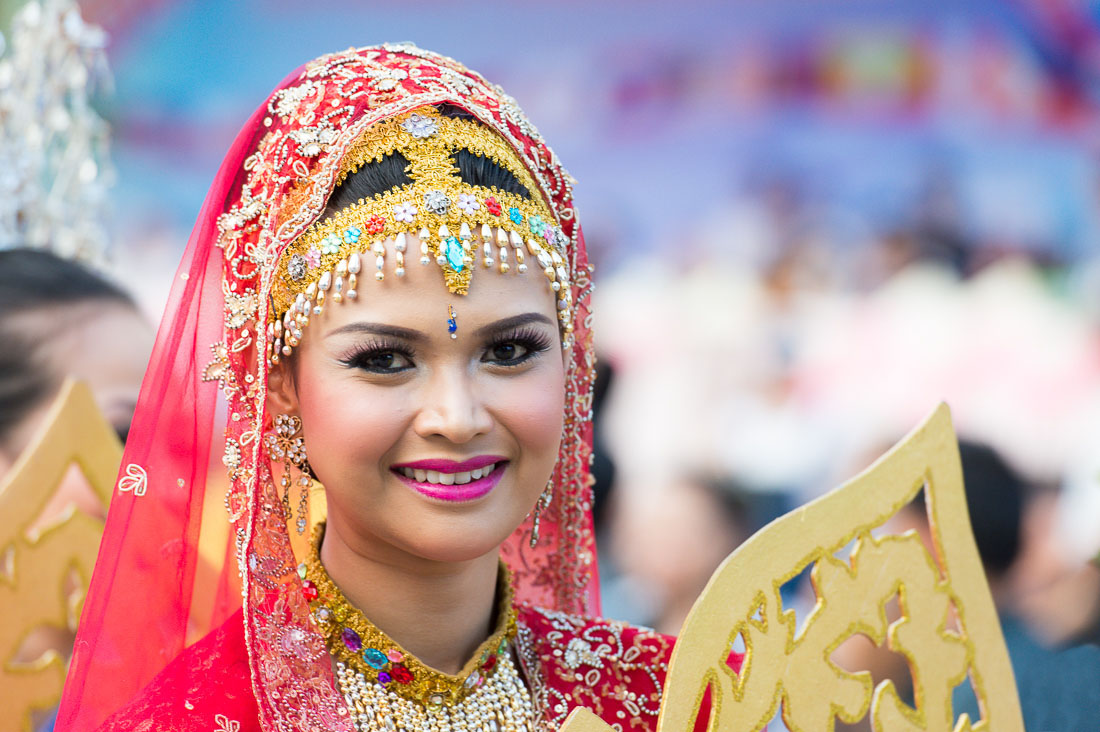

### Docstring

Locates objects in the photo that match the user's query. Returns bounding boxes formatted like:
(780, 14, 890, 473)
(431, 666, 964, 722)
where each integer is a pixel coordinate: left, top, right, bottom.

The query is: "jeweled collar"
(300, 524, 518, 710)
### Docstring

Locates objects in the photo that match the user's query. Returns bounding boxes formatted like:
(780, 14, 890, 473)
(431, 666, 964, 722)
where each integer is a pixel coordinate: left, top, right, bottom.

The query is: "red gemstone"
(481, 654, 497, 671)
(485, 197, 502, 216)
(301, 580, 318, 602)
(366, 214, 386, 234)
(390, 664, 414, 685)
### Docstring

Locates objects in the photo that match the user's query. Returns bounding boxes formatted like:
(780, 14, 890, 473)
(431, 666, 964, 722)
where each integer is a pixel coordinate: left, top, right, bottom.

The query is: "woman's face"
(271, 240, 565, 564)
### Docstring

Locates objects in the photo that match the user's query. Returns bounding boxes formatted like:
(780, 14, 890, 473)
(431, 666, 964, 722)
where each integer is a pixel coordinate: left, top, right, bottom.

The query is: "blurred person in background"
(609, 472, 752, 635)
(0, 247, 152, 505)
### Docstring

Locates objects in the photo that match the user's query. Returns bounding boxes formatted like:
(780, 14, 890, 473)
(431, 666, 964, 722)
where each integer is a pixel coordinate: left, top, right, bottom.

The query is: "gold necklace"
(302, 526, 535, 731)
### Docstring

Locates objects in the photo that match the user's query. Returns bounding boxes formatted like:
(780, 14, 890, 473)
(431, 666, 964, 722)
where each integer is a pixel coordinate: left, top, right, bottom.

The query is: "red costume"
(94, 607, 676, 731)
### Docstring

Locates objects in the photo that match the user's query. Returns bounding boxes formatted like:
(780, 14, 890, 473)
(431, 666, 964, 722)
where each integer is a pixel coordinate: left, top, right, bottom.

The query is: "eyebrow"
(326, 312, 555, 342)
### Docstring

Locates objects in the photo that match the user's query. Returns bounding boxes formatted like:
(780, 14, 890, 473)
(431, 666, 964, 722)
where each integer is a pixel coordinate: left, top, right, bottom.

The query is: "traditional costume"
(57, 45, 677, 732)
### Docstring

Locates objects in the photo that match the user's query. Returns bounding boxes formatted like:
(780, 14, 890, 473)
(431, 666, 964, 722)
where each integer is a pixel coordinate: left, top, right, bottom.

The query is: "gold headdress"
(268, 107, 574, 365)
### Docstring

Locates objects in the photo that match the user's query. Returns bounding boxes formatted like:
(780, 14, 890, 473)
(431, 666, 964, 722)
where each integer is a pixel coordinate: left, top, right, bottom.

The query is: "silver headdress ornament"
(0, 0, 113, 264)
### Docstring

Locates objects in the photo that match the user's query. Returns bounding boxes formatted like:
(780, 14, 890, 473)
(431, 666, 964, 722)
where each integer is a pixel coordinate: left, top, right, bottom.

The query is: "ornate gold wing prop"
(0, 379, 121, 732)
(562, 404, 1023, 732)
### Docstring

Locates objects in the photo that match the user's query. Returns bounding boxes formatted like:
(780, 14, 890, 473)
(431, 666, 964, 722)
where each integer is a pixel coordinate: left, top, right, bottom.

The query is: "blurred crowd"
(592, 173, 1100, 728)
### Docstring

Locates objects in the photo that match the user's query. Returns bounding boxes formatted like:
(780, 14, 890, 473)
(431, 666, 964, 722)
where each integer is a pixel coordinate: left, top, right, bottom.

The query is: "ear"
(266, 361, 300, 416)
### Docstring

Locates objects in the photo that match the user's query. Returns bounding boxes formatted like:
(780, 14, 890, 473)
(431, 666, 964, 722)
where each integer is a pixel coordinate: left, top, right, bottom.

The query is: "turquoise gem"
(363, 648, 388, 669)
(444, 236, 465, 271)
(509, 207, 523, 225)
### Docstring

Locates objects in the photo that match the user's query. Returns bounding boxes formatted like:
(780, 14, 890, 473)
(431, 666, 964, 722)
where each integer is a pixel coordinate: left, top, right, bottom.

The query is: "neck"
(318, 520, 502, 675)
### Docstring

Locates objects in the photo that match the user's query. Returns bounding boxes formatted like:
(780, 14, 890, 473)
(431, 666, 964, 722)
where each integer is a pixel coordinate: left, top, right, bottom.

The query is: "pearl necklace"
(336, 649, 536, 732)
(303, 525, 536, 731)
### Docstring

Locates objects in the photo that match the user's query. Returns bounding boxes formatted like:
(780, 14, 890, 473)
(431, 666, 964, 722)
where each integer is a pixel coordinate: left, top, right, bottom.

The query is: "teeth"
(399, 463, 497, 485)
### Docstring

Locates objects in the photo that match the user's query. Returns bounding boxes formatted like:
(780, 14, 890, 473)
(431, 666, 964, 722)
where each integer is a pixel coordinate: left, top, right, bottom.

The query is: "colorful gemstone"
(508, 207, 523, 225)
(444, 236, 465, 271)
(386, 649, 404, 663)
(377, 670, 392, 685)
(365, 215, 385, 235)
(363, 648, 388, 669)
(301, 580, 318, 602)
(390, 664, 414, 684)
(464, 670, 481, 689)
(341, 627, 362, 652)
(485, 197, 502, 216)
(529, 215, 546, 236)
(344, 226, 362, 244)
(427, 693, 445, 710)
(482, 654, 497, 671)
(296, 563, 307, 580)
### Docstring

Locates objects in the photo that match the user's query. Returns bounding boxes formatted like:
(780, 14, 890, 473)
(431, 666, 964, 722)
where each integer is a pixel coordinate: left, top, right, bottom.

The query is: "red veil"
(58, 45, 599, 731)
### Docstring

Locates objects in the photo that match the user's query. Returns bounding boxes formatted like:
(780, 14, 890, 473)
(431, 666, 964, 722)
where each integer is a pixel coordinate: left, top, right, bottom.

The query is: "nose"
(412, 367, 493, 444)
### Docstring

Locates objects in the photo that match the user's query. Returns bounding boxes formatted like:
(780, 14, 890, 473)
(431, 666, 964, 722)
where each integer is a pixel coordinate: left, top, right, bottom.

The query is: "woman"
(0, 248, 150, 476)
(58, 45, 677, 732)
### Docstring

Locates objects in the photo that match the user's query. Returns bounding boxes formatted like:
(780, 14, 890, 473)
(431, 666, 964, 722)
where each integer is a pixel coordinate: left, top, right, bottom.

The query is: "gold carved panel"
(0, 380, 120, 732)
(562, 404, 1022, 732)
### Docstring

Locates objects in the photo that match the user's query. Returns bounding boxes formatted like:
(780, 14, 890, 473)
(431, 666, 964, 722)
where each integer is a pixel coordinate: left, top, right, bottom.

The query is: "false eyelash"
(339, 338, 415, 371)
(487, 326, 554, 353)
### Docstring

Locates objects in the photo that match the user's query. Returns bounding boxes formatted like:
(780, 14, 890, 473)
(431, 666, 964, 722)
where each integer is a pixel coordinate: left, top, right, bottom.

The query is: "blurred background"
(2, 0, 1099, 726)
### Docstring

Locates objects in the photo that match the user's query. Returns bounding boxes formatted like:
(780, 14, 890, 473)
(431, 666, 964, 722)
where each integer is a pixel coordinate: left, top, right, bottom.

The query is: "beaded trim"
(302, 524, 518, 710)
(267, 107, 575, 366)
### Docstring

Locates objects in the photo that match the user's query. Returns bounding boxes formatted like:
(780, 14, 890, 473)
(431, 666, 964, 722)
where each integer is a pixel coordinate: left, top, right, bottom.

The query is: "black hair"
(957, 440, 1024, 575)
(325, 104, 531, 214)
(907, 439, 1025, 575)
(0, 248, 135, 444)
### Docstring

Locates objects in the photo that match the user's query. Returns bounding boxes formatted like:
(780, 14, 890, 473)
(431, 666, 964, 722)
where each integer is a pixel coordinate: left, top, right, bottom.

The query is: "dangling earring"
(265, 413, 314, 535)
(530, 477, 553, 548)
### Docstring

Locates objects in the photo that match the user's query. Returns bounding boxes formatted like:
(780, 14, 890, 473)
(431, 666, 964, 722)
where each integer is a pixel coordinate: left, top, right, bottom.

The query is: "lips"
(390, 458, 508, 503)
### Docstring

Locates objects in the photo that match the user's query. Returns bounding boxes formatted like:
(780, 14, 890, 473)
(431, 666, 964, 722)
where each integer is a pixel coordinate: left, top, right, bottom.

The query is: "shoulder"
(516, 605, 673, 732)
(95, 609, 259, 732)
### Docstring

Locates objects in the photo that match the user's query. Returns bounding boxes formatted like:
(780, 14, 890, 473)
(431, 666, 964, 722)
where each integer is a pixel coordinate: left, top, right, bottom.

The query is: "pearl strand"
(336, 646, 537, 732)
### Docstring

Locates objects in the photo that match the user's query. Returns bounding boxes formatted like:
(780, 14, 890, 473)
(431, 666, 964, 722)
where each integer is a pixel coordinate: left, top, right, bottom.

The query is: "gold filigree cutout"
(561, 404, 1022, 732)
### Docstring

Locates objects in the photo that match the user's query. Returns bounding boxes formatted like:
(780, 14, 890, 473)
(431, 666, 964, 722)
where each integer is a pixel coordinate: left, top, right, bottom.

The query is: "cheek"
(295, 374, 409, 482)
(492, 365, 565, 462)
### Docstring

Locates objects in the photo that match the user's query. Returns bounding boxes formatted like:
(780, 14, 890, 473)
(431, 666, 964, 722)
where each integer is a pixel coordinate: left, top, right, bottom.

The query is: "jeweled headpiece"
(268, 106, 574, 365)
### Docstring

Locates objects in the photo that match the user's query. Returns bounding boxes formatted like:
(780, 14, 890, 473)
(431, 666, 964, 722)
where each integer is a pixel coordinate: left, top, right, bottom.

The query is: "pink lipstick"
(391, 456, 508, 503)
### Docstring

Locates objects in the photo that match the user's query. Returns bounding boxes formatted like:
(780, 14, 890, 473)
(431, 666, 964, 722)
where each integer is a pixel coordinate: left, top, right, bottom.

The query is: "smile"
(397, 463, 497, 485)
(390, 456, 508, 503)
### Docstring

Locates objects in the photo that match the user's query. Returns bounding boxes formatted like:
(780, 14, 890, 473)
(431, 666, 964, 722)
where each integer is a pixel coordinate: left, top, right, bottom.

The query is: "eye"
(482, 328, 553, 367)
(341, 341, 414, 374)
(488, 341, 527, 363)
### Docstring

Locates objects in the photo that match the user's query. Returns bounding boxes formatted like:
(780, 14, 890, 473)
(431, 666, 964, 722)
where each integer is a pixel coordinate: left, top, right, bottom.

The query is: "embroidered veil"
(57, 45, 599, 731)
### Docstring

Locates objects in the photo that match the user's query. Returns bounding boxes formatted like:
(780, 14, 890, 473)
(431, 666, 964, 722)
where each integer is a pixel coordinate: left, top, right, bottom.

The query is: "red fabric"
(93, 608, 700, 732)
(59, 45, 601, 732)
